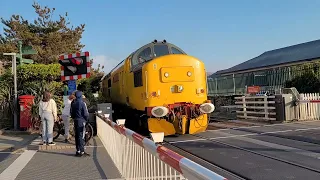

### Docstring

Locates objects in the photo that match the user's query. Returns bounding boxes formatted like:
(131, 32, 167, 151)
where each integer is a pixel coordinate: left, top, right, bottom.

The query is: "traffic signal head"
(59, 52, 91, 81)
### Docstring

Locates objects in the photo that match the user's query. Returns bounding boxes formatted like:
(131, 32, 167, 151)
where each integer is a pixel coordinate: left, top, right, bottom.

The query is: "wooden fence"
(297, 93, 320, 121)
(235, 93, 320, 122)
(235, 96, 277, 121)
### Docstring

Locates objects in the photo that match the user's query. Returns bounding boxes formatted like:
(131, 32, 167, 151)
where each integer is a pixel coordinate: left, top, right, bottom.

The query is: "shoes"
(75, 151, 90, 157)
(39, 141, 46, 145)
(64, 139, 70, 143)
(75, 151, 81, 157)
(48, 142, 56, 146)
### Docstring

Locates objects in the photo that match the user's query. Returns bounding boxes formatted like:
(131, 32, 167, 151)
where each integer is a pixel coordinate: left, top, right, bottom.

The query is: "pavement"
(0, 133, 123, 180)
(165, 120, 320, 180)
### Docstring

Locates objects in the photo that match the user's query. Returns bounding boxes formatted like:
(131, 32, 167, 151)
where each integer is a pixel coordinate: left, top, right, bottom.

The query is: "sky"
(1, 0, 320, 74)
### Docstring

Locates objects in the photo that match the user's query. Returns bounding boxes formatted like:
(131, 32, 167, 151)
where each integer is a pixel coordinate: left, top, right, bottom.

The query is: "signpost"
(17, 41, 36, 64)
(2, 42, 37, 130)
(3, 53, 18, 130)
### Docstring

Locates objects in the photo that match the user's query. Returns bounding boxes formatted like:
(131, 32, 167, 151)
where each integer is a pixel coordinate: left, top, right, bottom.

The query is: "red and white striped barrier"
(97, 115, 227, 180)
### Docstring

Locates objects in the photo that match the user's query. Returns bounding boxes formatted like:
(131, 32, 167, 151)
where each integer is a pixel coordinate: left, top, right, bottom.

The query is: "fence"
(96, 115, 227, 180)
(296, 93, 320, 121)
(234, 96, 277, 121)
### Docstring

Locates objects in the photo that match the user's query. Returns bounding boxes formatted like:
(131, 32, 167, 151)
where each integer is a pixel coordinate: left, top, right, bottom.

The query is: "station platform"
(0, 136, 122, 180)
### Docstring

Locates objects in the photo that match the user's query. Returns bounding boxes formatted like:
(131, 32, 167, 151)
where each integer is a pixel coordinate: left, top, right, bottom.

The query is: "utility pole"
(3, 53, 18, 130)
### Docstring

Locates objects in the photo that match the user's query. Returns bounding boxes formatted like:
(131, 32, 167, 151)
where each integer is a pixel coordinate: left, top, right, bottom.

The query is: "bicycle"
(53, 116, 94, 145)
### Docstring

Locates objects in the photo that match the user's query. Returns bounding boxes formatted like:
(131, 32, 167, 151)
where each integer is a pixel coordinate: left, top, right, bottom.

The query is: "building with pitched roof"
(208, 39, 320, 96)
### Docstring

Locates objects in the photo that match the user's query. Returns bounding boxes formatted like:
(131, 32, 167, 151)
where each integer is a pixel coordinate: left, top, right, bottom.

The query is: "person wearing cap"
(70, 91, 90, 157)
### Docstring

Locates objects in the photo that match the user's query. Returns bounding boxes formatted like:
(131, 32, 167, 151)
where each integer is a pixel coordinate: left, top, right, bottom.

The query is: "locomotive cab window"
(171, 47, 184, 54)
(133, 47, 152, 66)
(154, 45, 169, 58)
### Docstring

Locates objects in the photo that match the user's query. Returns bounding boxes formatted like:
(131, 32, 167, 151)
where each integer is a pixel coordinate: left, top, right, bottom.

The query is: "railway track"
(191, 133, 320, 173)
(163, 141, 247, 180)
(164, 126, 320, 180)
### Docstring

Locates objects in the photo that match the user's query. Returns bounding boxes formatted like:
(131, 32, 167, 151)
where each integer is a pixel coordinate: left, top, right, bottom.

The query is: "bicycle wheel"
(53, 122, 62, 140)
(85, 123, 94, 144)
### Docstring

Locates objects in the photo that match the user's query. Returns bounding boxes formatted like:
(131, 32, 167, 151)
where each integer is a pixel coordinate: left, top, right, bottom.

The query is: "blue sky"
(2, 0, 320, 74)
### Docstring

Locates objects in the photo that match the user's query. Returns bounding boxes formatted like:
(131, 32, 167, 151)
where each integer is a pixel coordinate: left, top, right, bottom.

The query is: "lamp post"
(3, 53, 18, 130)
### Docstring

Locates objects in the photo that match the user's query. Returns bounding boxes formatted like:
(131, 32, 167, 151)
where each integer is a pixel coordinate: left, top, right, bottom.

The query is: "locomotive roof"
(103, 40, 185, 79)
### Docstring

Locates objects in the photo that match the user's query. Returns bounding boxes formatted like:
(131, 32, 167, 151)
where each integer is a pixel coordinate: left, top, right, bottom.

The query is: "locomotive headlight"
(187, 71, 192, 77)
(199, 103, 215, 114)
(151, 106, 169, 117)
(164, 72, 169, 78)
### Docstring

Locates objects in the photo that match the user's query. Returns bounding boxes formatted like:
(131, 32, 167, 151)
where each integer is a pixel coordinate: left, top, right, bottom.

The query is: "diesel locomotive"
(101, 40, 215, 136)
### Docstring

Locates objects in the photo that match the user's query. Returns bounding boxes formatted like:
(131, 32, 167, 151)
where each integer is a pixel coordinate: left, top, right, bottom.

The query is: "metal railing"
(96, 115, 227, 180)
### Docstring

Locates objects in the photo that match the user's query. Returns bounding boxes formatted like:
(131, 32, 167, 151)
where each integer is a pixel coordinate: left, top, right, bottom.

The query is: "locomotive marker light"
(151, 106, 169, 117)
(164, 72, 169, 77)
(199, 103, 215, 114)
(187, 71, 192, 77)
(150, 132, 164, 143)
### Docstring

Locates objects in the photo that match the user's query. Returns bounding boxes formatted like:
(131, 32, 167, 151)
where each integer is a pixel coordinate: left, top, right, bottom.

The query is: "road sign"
(247, 86, 261, 94)
(67, 80, 77, 95)
(59, 51, 91, 81)
(16, 57, 34, 64)
(21, 46, 37, 55)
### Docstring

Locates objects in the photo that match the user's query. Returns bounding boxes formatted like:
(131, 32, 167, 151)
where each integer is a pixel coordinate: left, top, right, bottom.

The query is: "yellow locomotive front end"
(139, 43, 214, 136)
(103, 40, 215, 136)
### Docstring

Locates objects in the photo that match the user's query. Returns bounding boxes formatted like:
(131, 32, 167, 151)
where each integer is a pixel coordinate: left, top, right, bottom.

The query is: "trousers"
(41, 111, 54, 143)
(75, 121, 86, 153)
(61, 114, 70, 139)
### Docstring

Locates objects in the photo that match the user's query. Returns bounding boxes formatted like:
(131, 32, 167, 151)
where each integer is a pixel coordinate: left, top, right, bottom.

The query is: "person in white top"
(61, 94, 75, 143)
(38, 91, 58, 146)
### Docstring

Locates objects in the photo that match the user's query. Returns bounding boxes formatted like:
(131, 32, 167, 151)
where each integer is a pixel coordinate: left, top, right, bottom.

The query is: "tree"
(285, 71, 320, 93)
(0, 2, 85, 64)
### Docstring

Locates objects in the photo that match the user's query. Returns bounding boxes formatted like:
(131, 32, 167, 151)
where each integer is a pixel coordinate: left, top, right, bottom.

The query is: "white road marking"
(209, 119, 320, 131)
(228, 133, 320, 159)
(170, 138, 206, 144)
(170, 126, 320, 143)
(0, 150, 37, 180)
(209, 127, 320, 140)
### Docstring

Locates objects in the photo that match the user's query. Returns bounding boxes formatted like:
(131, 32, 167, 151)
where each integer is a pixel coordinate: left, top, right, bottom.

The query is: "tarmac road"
(165, 120, 320, 180)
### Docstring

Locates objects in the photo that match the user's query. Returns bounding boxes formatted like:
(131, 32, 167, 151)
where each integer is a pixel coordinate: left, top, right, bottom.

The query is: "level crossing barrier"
(96, 114, 227, 180)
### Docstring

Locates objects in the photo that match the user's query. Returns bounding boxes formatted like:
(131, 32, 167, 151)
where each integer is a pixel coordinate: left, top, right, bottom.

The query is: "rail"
(234, 96, 277, 121)
(96, 114, 227, 180)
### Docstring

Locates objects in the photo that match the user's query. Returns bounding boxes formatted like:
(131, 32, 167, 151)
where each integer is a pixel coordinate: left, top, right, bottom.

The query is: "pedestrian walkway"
(0, 135, 123, 180)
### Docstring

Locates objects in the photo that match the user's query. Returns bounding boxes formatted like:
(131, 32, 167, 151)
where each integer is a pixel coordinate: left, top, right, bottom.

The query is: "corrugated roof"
(216, 39, 320, 75)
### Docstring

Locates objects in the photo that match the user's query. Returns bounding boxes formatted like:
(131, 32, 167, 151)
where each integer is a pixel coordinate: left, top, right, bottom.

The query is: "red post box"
(19, 95, 35, 129)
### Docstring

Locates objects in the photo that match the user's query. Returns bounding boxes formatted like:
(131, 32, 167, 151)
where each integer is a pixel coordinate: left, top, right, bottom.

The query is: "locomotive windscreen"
(154, 45, 169, 57)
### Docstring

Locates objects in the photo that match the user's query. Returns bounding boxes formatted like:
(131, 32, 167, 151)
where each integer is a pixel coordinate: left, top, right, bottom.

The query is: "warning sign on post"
(247, 86, 260, 94)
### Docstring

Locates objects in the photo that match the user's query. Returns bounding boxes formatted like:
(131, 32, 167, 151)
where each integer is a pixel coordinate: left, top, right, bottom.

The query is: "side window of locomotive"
(135, 47, 152, 65)
(154, 45, 169, 57)
(171, 47, 184, 54)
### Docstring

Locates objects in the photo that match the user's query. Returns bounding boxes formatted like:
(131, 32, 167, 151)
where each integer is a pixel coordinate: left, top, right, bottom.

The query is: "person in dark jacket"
(70, 91, 90, 157)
